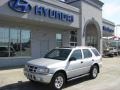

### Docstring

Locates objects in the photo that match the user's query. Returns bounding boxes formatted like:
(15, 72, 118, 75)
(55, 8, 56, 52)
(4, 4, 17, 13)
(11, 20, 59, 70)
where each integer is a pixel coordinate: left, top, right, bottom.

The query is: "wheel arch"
(91, 63, 100, 73)
(52, 70, 67, 82)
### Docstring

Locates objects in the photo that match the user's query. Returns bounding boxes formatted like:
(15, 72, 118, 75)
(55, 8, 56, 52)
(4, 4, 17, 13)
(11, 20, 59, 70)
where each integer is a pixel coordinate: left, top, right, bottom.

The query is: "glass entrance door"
(86, 36, 98, 49)
(85, 24, 98, 49)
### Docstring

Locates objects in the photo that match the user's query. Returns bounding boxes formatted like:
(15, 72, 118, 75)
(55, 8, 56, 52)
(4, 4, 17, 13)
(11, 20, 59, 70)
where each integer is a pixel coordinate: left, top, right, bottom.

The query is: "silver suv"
(24, 46, 102, 90)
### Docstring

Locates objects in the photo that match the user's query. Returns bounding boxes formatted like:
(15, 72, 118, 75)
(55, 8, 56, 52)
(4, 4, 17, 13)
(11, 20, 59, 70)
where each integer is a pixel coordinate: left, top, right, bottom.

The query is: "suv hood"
(27, 58, 62, 67)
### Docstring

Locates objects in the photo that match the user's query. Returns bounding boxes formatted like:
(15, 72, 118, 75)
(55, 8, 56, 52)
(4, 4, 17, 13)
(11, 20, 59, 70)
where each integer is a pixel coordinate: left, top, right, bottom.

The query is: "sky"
(101, 0, 120, 25)
(101, 0, 120, 36)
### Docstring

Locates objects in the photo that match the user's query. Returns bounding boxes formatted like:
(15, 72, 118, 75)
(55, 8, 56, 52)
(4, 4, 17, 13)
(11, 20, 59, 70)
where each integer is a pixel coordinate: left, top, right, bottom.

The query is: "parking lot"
(0, 57, 120, 90)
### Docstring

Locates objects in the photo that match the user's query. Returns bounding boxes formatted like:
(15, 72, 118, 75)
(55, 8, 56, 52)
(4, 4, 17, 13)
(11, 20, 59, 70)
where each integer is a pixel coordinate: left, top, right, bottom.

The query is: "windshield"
(44, 49, 71, 60)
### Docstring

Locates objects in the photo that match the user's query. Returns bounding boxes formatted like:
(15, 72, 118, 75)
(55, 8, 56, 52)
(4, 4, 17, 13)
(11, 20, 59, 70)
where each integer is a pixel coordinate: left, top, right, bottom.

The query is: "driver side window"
(70, 50, 82, 60)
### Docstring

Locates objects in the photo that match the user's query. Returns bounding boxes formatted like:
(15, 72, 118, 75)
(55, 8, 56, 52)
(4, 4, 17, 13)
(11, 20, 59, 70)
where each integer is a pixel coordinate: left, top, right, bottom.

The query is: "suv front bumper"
(24, 71, 53, 84)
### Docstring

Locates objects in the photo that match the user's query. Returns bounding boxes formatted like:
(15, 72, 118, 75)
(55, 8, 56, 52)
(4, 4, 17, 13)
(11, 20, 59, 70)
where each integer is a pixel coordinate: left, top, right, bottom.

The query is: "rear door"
(80, 49, 94, 74)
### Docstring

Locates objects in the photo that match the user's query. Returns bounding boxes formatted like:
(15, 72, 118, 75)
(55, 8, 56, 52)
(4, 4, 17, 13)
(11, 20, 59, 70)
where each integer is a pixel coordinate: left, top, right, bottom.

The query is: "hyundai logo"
(8, 0, 32, 13)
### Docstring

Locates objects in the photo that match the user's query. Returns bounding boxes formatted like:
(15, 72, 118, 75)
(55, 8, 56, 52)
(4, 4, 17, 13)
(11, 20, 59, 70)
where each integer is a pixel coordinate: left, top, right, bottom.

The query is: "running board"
(67, 73, 90, 82)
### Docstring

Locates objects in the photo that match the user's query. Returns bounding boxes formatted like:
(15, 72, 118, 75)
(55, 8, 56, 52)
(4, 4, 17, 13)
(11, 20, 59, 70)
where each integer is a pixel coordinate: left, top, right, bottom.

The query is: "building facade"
(0, 0, 105, 67)
(102, 19, 115, 37)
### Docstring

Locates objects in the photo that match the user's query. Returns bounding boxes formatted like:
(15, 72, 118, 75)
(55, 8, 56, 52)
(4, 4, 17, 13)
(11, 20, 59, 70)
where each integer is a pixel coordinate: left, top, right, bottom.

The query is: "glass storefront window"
(10, 28, 21, 57)
(70, 31, 77, 47)
(0, 27, 9, 57)
(0, 27, 31, 57)
(21, 30, 31, 56)
(86, 36, 98, 48)
(56, 33, 62, 47)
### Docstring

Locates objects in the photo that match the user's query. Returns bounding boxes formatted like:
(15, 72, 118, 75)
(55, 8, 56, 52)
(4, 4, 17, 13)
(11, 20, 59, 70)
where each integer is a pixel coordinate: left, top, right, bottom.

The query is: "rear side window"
(83, 49, 92, 58)
(92, 49, 100, 56)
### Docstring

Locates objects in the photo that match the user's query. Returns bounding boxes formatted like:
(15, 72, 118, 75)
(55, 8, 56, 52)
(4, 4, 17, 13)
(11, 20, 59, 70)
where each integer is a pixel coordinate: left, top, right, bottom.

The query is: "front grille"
(27, 65, 38, 73)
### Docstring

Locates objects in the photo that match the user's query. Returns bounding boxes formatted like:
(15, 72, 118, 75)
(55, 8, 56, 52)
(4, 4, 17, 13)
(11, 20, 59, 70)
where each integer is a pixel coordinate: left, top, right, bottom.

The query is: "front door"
(67, 49, 85, 78)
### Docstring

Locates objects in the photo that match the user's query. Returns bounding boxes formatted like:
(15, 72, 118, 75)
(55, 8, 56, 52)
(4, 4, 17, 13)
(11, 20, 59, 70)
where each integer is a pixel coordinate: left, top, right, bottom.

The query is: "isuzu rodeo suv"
(24, 46, 102, 90)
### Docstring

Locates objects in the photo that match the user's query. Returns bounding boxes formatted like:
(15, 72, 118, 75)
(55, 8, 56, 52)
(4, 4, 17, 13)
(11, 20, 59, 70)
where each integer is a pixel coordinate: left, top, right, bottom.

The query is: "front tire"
(50, 73, 65, 90)
(90, 65, 98, 79)
(29, 79, 37, 83)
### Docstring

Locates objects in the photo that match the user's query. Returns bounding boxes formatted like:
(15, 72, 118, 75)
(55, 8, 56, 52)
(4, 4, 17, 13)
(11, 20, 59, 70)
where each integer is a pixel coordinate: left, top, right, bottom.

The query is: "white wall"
(31, 26, 63, 58)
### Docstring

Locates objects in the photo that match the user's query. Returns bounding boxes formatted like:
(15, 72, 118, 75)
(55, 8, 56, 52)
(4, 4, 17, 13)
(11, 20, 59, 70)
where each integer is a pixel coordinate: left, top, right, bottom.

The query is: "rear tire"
(90, 65, 98, 79)
(50, 73, 65, 90)
(108, 54, 114, 57)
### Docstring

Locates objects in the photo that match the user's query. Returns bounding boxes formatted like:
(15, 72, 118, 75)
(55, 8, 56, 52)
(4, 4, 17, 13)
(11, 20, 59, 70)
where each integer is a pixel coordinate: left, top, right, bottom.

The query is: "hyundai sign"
(8, 0, 32, 13)
(35, 6, 73, 23)
(8, 0, 74, 23)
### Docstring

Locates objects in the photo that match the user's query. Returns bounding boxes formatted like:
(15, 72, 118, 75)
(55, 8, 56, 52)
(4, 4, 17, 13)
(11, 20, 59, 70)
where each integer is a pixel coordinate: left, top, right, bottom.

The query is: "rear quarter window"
(91, 49, 100, 56)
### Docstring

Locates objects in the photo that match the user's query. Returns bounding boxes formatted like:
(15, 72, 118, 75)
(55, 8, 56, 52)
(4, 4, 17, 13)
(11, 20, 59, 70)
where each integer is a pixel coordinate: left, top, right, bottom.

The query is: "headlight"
(24, 64, 28, 71)
(25, 64, 28, 68)
(36, 67, 49, 74)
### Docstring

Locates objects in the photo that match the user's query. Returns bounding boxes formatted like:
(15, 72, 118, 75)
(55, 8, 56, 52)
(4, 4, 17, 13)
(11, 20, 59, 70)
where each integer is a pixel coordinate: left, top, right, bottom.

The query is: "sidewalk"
(0, 68, 28, 87)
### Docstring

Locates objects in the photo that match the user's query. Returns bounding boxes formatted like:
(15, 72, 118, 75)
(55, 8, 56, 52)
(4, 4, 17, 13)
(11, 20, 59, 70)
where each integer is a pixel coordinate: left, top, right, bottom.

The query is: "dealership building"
(0, 0, 115, 67)
(102, 19, 115, 37)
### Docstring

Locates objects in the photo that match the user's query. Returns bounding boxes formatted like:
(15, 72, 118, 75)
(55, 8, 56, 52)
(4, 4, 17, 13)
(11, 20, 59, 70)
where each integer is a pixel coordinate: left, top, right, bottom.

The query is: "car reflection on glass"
(0, 46, 16, 57)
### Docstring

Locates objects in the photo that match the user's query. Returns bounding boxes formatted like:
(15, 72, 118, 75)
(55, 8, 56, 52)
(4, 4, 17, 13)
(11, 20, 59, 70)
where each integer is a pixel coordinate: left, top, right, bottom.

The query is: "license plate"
(27, 73, 36, 80)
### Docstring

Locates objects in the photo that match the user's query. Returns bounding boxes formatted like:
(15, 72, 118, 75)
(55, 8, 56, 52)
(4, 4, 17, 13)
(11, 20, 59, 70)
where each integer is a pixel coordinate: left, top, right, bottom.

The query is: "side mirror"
(69, 57, 76, 61)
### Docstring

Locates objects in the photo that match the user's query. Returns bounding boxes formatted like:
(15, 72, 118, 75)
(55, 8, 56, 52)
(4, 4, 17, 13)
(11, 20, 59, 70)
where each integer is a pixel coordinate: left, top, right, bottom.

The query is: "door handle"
(81, 61, 83, 63)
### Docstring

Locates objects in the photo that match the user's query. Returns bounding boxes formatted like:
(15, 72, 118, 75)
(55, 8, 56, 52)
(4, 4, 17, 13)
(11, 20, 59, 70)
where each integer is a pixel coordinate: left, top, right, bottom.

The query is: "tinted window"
(0, 47, 8, 51)
(83, 49, 92, 58)
(70, 50, 82, 60)
(92, 49, 100, 56)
